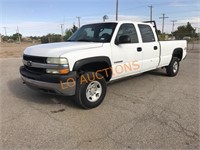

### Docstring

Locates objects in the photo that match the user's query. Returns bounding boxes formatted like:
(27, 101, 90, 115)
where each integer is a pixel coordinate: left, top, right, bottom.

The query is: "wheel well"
(78, 62, 112, 81)
(173, 48, 183, 61)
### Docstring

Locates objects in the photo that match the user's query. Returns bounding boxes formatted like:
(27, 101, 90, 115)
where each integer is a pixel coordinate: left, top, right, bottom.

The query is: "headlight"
(46, 57, 68, 64)
(46, 57, 69, 74)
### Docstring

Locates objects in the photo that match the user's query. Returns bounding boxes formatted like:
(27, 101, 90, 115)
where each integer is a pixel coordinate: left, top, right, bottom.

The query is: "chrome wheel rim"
(86, 81, 102, 102)
(173, 61, 178, 73)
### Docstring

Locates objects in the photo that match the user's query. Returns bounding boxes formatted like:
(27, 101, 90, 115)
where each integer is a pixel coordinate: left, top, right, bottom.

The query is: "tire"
(74, 72, 107, 109)
(166, 57, 179, 77)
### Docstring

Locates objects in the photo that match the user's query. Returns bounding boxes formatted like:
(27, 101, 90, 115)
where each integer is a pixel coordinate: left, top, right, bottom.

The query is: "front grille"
(25, 66, 46, 74)
(23, 54, 47, 74)
(23, 55, 47, 63)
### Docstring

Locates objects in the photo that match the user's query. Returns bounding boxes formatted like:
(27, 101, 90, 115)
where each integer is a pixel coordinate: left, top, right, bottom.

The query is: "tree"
(39, 25, 78, 43)
(63, 25, 78, 41)
(41, 34, 62, 44)
(63, 29, 73, 41)
(71, 25, 78, 33)
(10, 33, 22, 41)
(172, 22, 198, 40)
(2, 35, 9, 42)
(30, 36, 40, 40)
(41, 35, 49, 43)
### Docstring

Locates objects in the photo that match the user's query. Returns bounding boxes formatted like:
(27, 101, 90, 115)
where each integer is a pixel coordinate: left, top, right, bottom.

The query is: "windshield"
(68, 23, 117, 43)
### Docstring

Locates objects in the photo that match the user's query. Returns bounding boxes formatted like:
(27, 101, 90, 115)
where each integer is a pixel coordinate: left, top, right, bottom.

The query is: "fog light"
(46, 68, 69, 74)
(46, 69, 59, 74)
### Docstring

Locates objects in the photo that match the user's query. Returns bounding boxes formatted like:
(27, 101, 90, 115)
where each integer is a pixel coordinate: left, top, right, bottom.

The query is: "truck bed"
(159, 40, 187, 67)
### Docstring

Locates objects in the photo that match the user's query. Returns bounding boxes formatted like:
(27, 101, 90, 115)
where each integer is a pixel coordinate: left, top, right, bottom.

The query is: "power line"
(148, 5, 153, 21)
(159, 13, 169, 33)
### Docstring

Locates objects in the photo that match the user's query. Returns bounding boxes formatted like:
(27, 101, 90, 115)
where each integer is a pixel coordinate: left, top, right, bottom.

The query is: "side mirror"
(115, 35, 131, 45)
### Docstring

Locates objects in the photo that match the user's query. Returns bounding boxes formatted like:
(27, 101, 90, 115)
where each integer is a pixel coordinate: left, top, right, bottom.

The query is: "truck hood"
(24, 42, 103, 57)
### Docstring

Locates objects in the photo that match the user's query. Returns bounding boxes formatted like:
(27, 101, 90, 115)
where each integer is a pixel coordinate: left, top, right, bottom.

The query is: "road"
(0, 48, 199, 149)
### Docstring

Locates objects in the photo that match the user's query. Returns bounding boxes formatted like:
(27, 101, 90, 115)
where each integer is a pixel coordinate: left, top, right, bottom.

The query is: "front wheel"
(74, 72, 107, 109)
(166, 57, 180, 77)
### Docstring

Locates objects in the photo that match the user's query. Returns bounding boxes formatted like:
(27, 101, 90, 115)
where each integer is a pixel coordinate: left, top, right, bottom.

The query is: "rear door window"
(138, 24, 155, 43)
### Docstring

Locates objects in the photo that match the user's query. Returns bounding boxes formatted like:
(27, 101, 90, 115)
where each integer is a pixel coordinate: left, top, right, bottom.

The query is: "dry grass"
(0, 42, 40, 58)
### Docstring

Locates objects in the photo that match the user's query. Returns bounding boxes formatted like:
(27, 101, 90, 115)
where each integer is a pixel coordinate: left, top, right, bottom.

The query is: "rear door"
(138, 24, 160, 71)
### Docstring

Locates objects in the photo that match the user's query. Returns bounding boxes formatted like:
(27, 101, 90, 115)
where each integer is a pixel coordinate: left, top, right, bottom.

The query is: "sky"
(0, 0, 199, 36)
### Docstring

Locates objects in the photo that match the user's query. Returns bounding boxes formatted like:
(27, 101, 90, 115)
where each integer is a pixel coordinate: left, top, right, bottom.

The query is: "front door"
(111, 23, 142, 80)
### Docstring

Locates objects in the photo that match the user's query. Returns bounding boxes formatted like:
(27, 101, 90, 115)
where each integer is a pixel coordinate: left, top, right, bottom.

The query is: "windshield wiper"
(66, 39, 75, 42)
(77, 39, 92, 42)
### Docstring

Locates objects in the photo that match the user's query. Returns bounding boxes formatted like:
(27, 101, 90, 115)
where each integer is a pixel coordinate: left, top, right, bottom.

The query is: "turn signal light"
(59, 69, 69, 74)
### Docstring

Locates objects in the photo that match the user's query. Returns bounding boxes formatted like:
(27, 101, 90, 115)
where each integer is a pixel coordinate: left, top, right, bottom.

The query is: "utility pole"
(148, 5, 153, 21)
(60, 24, 64, 41)
(159, 13, 169, 34)
(171, 20, 177, 33)
(76, 17, 81, 28)
(194, 27, 199, 38)
(116, 0, 118, 21)
(3, 27, 7, 36)
(16, 26, 21, 44)
(3, 27, 7, 41)
(171, 20, 177, 40)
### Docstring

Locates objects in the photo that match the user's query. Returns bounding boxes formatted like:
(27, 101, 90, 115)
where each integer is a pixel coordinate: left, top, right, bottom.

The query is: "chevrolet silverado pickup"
(20, 21, 187, 109)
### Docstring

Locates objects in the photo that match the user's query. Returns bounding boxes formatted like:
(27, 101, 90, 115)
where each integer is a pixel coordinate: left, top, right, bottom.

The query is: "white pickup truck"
(20, 21, 187, 109)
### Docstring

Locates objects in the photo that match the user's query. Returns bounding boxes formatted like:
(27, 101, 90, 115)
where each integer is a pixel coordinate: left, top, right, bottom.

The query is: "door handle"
(137, 47, 142, 52)
(154, 46, 158, 50)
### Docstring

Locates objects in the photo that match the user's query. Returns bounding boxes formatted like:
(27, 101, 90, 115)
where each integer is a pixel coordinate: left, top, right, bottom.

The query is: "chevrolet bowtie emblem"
(27, 61, 32, 67)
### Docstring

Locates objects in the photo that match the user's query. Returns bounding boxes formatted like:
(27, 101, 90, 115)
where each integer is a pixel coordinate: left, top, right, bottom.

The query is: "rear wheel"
(166, 57, 179, 77)
(74, 72, 107, 109)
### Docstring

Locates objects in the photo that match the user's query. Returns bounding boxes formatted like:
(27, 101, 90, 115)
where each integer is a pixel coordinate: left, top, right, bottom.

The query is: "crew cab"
(20, 21, 187, 109)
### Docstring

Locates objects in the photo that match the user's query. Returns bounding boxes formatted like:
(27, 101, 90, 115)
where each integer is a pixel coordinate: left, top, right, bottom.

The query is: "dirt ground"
(0, 42, 39, 58)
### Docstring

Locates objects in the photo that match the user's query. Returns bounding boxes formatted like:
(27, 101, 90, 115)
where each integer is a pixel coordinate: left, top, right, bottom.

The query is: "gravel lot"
(0, 44, 199, 149)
